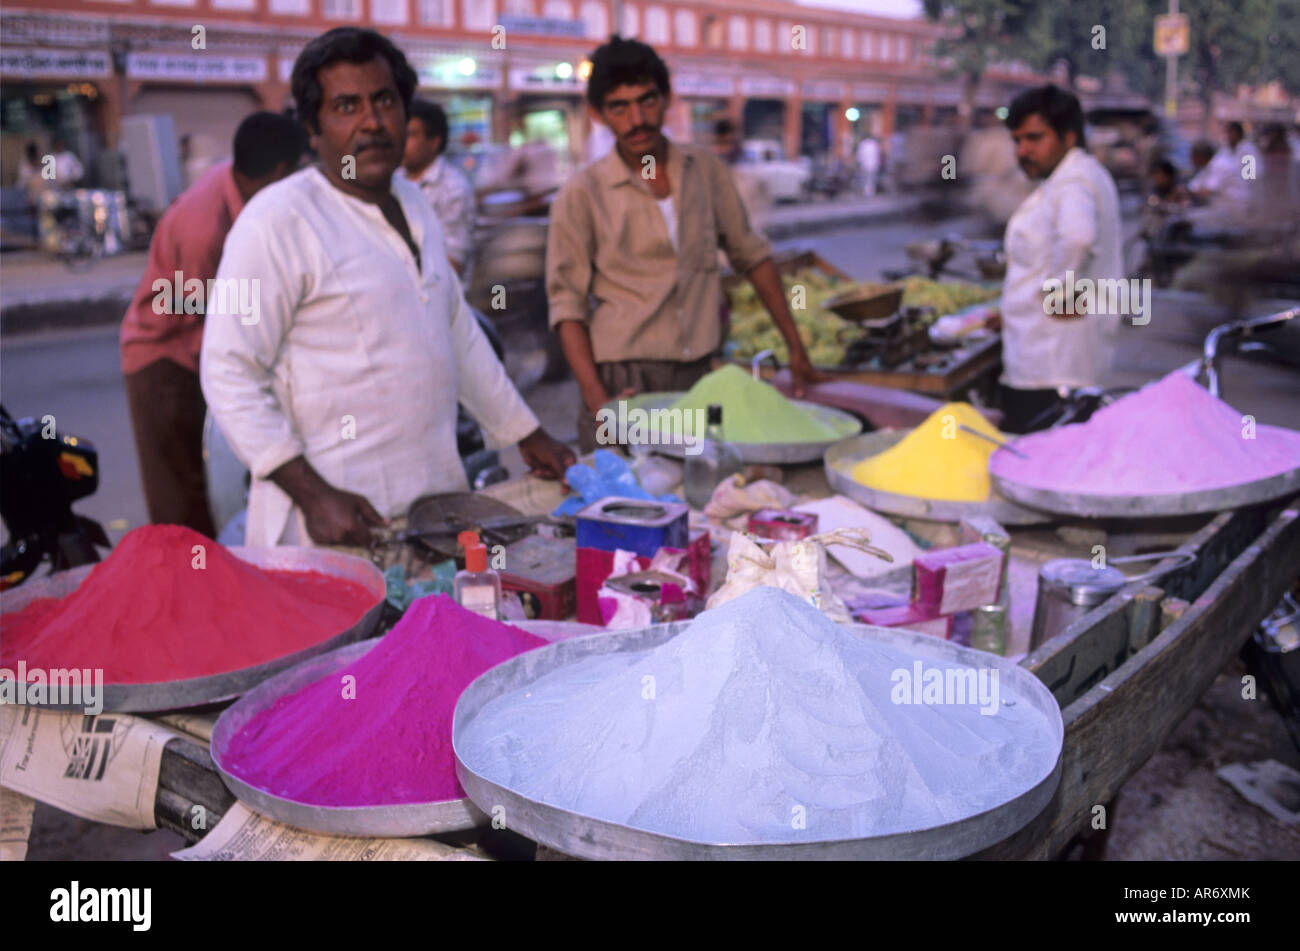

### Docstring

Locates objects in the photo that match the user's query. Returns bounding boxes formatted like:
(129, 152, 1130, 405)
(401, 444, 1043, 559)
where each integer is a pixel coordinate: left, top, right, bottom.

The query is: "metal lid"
(1039, 558, 1129, 606)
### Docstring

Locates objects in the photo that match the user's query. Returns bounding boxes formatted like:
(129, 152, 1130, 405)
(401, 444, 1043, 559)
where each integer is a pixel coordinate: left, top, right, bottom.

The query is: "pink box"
(913, 542, 1004, 615)
(857, 604, 953, 640)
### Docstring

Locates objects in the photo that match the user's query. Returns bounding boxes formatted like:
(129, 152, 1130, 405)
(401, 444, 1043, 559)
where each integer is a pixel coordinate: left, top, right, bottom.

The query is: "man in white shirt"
(51, 136, 84, 189)
(855, 135, 881, 196)
(999, 86, 1123, 433)
(400, 99, 477, 279)
(1188, 121, 1257, 213)
(202, 27, 572, 549)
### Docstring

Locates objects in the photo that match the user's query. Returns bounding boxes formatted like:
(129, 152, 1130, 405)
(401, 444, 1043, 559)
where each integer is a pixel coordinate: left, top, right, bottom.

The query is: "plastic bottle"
(684, 403, 743, 510)
(454, 530, 501, 620)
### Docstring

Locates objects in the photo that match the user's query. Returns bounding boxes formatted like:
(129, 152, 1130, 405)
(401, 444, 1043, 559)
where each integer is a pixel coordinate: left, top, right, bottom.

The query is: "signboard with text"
(127, 52, 268, 83)
(1, 46, 111, 78)
(1154, 13, 1189, 56)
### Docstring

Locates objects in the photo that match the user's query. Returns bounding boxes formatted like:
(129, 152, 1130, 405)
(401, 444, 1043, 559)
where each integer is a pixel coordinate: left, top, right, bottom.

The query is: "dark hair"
(233, 111, 310, 178)
(24, 141, 39, 161)
(586, 35, 671, 110)
(291, 27, 417, 134)
(1191, 139, 1215, 163)
(1005, 85, 1086, 149)
(1226, 120, 1244, 139)
(409, 100, 449, 155)
(713, 118, 736, 138)
(1149, 158, 1177, 180)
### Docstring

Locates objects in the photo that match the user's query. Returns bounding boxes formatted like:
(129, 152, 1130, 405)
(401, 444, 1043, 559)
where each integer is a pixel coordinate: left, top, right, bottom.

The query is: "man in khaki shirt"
(548, 36, 817, 451)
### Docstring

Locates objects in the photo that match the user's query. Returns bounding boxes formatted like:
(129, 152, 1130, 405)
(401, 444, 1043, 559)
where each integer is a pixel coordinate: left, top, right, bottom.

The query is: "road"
(3, 212, 1299, 550)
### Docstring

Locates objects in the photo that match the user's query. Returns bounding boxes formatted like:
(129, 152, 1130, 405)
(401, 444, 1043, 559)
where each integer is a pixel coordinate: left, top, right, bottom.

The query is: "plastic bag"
(384, 561, 456, 614)
(702, 475, 796, 531)
(553, 449, 682, 517)
(706, 529, 893, 622)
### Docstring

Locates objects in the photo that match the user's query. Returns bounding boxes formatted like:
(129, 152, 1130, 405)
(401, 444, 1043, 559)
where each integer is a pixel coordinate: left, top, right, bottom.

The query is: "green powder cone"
(665, 365, 839, 443)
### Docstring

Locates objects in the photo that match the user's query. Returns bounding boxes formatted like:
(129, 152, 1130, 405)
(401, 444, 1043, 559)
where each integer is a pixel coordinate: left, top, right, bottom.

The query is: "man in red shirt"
(120, 111, 308, 536)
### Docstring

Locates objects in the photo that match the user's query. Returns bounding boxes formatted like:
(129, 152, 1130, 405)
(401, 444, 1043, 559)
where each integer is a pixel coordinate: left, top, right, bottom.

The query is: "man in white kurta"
(202, 165, 539, 547)
(1000, 86, 1122, 433)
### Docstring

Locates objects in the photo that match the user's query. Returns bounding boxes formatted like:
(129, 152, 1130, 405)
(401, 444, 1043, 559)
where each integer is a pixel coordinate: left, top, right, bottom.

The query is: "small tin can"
(747, 509, 818, 541)
(971, 603, 1008, 656)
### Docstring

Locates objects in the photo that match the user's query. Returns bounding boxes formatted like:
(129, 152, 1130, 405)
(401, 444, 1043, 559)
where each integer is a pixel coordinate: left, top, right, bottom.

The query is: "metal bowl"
(824, 285, 905, 323)
(1, 547, 385, 713)
(990, 458, 1300, 518)
(211, 637, 486, 837)
(825, 430, 1053, 525)
(453, 620, 1064, 860)
(607, 391, 863, 465)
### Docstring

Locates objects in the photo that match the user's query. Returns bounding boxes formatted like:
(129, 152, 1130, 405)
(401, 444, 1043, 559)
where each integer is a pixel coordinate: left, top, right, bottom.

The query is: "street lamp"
(556, 62, 574, 80)
(458, 57, 476, 76)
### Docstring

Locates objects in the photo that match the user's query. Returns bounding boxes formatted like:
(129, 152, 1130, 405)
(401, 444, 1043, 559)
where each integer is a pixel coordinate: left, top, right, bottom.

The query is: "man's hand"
(301, 485, 387, 547)
(786, 347, 827, 398)
(518, 428, 576, 481)
(270, 455, 386, 547)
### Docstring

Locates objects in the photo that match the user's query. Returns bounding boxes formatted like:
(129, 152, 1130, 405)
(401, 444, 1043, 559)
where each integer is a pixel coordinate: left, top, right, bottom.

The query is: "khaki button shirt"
(546, 140, 772, 363)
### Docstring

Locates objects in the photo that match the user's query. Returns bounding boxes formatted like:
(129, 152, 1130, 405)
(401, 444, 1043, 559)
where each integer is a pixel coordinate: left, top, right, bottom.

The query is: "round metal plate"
(607, 392, 863, 465)
(211, 638, 485, 837)
(1, 547, 385, 713)
(454, 621, 1063, 860)
(824, 430, 1053, 525)
(990, 456, 1300, 518)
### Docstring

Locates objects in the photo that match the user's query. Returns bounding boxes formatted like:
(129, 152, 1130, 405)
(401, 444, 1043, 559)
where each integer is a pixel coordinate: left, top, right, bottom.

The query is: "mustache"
(354, 137, 395, 152)
(626, 127, 654, 138)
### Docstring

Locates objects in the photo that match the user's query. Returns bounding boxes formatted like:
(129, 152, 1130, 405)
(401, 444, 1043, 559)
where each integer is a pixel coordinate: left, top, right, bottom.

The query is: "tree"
(921, 0, 1037, 128)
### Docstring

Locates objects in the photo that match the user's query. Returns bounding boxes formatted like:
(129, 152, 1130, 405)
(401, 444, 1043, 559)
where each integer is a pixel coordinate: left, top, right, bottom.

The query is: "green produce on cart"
(726, 269, 999, 367)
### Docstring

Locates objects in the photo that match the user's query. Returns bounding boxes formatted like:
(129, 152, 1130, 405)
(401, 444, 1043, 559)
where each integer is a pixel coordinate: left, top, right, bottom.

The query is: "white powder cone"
(461, 586, 1054, 844)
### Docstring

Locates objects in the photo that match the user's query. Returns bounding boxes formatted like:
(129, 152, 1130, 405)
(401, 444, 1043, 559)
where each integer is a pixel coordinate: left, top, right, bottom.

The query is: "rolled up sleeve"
(199, 217, 305, 479)
(447, 271, 540, 449)
(711, 157, 772, 274)
(545, 184, 595, 329)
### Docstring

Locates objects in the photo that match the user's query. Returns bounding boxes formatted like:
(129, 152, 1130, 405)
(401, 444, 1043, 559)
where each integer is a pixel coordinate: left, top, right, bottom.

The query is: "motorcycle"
(0, 406, 111, 589)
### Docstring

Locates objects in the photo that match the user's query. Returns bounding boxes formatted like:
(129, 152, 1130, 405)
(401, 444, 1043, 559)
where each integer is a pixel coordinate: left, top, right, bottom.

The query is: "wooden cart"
(144, 493, 1300, 860)
(724, 249, 1003, 402)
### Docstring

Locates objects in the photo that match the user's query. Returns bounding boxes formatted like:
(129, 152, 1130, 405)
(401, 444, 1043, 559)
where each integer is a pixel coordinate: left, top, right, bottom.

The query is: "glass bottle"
(454, 530, 502, 620)
(684, 403, 743, 509)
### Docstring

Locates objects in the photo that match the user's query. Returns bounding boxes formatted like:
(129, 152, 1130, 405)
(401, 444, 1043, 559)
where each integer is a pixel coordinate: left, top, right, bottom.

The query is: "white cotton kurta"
(200, 166, 539, 547)
(1001, 146, 1123, 391)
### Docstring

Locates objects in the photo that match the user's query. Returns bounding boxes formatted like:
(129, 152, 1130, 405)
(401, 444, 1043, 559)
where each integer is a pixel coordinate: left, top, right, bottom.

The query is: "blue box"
(575, 496, 689, 558)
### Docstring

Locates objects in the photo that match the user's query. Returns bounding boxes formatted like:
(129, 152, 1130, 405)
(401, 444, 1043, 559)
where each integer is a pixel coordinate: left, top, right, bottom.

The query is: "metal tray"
(825, 430, 1052, 525)
(453, 621, 1064, 860)
(211, 637, 486, 837)
(990, 458, 1300, 518)
(1, 547, 385, 713)
(607, 392, 862, 465)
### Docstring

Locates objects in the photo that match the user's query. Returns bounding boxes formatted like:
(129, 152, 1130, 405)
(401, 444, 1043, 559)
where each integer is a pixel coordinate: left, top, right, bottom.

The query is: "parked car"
(738, 139, 812, 203)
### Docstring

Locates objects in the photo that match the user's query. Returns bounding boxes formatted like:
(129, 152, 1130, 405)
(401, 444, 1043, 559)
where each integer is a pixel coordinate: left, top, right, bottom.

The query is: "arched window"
(728, 16, 748, 51)
(621, 3, 639, 36)
(674, 9, 697, 47)
(542, 0, 573, 18)
(753, 19, 772, 52)
(579, 1, 608, 39)
(645, 5, 669, 44)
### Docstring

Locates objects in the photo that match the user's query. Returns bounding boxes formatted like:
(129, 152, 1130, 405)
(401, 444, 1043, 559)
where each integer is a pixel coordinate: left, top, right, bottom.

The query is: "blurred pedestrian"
(15, 141, 48, 207)
(712, 117, 742, 164)
(855, 134, 880, 196)
(400, 99, 476, 279)
(1188, 121, 1257, 212)
(49, 136, 83, 189)
(121, 112, 309, 537)
(999, 86, 1121, 433)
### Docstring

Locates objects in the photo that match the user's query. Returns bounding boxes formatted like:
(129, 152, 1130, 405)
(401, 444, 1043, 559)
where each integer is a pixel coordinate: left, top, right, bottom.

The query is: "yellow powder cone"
(852, 403, 1003, 502)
